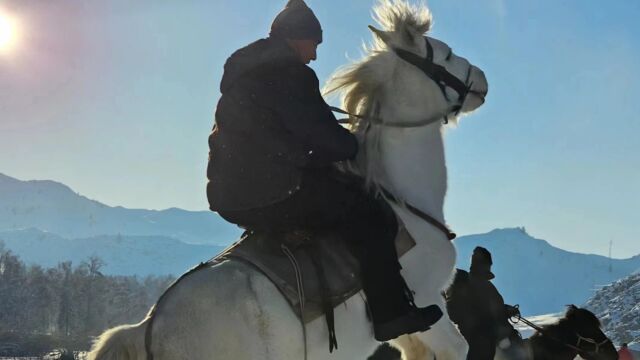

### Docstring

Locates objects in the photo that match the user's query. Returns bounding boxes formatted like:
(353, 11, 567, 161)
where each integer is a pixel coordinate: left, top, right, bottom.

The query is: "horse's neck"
(376, 123, 447, 223)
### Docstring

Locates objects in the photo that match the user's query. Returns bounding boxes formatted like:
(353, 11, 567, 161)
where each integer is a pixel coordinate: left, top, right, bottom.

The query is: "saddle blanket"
(214, 226, 415, 323)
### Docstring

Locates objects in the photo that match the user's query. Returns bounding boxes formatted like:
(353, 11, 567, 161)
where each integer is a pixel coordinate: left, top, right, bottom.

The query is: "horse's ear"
(368, 25, 391, 44)
(565, 304, 578, 316)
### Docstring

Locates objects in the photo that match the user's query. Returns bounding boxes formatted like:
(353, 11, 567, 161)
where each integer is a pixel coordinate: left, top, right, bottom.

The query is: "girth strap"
(304, 242, 338, 352)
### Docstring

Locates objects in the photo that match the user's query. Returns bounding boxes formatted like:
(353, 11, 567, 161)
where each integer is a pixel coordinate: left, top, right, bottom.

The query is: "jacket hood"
(220, 38, 299, 94)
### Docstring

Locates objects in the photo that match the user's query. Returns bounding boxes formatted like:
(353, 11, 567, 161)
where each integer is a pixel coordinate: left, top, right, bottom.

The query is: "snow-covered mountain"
(586, 272, 640, 351)
(0, 228, 225, 276)
(0, 173, 241, 245)
(454, 228, 640, 315)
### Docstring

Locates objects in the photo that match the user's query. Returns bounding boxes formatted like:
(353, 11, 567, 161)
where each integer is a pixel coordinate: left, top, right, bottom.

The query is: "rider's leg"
(218, 171, 442, 341)
(465, 334, 497, 360)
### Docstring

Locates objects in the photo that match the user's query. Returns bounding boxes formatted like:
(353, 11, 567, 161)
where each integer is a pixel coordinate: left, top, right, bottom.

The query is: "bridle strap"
(330, 39, 468, 241)
(330, 38, 475, 129)
(576, 334, 611, 354)
(331, 105, 455, 128)
(393, 38, 470, 101)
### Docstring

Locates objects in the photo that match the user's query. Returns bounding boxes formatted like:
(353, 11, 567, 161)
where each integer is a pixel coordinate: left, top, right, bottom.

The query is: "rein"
(511, 313, 611, 356)
(330, 105, 457, 128)
(380, 187, 456, 241)
(329, 37, 467, 242)
(332, 103, 456, 241)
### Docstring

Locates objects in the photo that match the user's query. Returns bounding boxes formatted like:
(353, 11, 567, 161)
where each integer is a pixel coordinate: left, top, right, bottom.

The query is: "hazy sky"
(1, 0, 638, 258)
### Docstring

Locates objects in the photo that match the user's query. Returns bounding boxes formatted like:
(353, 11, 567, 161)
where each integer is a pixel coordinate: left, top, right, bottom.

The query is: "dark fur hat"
(270, 0, 323, 43)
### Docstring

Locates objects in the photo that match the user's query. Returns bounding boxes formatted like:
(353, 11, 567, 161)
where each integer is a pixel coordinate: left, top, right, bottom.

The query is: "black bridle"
(332, 37, 474, 127)
(392, 37, 472, 106)
(330, 37, 467, 240)
(512, 312, 613, 358)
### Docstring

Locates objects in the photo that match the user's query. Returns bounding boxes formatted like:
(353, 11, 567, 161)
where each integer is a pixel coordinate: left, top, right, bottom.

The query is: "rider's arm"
(253, 64, 358, 167)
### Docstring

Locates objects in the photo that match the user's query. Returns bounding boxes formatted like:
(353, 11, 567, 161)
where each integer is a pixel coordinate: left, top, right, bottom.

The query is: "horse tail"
(87, 318, 149, 360)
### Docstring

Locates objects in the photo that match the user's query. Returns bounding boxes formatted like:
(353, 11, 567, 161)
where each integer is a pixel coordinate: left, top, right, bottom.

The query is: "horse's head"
(367, 0, 488, 126)
(562, 305, 617, 360)
(326, 0, 487, 130)
(325, 0, 490, 188)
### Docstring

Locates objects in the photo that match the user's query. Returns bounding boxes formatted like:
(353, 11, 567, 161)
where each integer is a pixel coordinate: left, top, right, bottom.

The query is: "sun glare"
(0, 11, 18, 55)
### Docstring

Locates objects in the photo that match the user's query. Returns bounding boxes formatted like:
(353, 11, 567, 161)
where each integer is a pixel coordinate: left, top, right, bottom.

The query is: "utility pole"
(608, 240, 613, 273)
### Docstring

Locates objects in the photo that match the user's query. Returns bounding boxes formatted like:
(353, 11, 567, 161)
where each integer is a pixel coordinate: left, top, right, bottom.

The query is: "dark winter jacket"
(207, 37, 358, 211)
(446, 269, 515, 340)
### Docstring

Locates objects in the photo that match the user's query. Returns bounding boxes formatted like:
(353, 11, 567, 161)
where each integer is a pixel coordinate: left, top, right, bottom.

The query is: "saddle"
(213, 225, 416, 350)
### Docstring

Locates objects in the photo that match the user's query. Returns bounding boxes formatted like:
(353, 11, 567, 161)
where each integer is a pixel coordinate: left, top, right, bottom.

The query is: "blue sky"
(0, 0, 638, 258)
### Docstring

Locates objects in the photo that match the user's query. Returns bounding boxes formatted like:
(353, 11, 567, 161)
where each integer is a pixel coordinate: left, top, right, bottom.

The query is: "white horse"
(88, 1, 488, 359)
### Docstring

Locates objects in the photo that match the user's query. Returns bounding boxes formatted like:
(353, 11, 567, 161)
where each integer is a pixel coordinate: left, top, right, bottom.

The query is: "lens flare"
(0, 11, 18, 54)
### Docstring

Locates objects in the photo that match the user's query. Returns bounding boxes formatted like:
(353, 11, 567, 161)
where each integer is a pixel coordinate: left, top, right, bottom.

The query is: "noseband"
(575, 334, 612, 356)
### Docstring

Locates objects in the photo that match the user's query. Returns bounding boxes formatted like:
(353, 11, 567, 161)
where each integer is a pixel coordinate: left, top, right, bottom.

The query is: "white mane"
(324, 0, 433, 118)
(371, 0, 432, 44)
(324, 1, 436, 186)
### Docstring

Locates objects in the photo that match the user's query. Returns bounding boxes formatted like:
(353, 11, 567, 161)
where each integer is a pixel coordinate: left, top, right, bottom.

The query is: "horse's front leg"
(394, 316, 468, 360)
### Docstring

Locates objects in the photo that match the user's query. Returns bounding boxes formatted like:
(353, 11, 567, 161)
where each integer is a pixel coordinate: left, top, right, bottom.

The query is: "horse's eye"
(446, 50, 453, 61)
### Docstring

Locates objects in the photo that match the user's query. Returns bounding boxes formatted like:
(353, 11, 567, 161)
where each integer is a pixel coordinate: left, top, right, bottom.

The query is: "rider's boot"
(352, 193, 443, 341)
(364, 269, 443, 342)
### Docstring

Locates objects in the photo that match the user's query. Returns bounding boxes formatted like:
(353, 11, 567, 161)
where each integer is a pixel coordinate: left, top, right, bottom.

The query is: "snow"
(585, 272, 640, 349)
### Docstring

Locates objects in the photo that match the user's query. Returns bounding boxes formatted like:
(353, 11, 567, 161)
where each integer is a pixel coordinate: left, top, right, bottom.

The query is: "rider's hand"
(498, 338, 511, 349)
(505, 304, 520, 318)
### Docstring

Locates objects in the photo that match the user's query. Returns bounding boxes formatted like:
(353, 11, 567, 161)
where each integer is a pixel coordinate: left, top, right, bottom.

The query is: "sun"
(0, 11, 18, 54)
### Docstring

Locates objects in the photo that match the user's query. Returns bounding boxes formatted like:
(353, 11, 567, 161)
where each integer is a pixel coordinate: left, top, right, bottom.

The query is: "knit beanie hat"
(470, 246, 495, 280)
(270, 0, 323, 43)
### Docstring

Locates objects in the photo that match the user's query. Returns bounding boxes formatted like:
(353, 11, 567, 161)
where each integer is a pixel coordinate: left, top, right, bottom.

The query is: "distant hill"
(0, 228, 224, 276)
(586, 272, 640, 351)
(0, 173, 241, 245)
(454, 228, 640, 315)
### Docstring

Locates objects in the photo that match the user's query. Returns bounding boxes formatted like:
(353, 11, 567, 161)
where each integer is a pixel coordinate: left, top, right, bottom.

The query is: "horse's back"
(148, 260, 303, 360)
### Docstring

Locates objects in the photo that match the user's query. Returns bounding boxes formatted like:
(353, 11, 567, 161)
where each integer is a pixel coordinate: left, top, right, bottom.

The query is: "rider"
(206, 0, 442, 342)
(618, 343, 634, 360)
(446, 247, 520, 360)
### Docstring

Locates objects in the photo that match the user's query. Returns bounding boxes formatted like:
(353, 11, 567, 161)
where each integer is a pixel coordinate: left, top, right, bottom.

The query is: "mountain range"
(0, 173, 638, 315)
(0, 173, 240, 245)
(454, 227, 640, 315)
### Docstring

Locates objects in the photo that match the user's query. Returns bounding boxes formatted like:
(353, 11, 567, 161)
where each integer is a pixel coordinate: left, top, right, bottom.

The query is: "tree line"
(0, 241, 174, 353)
